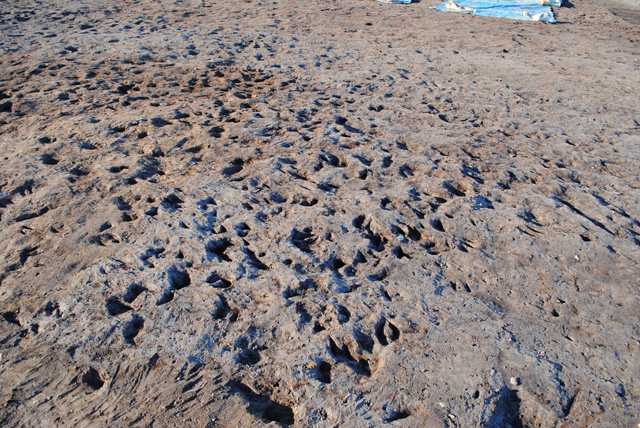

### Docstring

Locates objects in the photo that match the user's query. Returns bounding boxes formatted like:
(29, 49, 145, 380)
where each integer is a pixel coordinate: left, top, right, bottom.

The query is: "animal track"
(291, 227, 317, 253)
(385, 409, 411, 423)
(284, 278, 317, 299)
(212, 294, 231, 319)
(105, 297, 133, 316)
(123, 283, 146, 303)
(335, 304, 351, 324)
(368, 268, 389, 282)
(123, 314, 144, 345)
(235, 222, 250, 237)
(316, 361, 332, 383)
(450, 280, 472, 293)
(226, 380, 294, 426)
(328, 337, 371, 376)
(14, 206, 50, 223)
(431, 218, 445, 232)
(41, 153, 59, 165)
(235, 336, 262, 365)
(366, 231, 387, 252)
(81, 368, 105, 391)
(295, 302, 312, 326)
(207, 239, 233, 262)
(2, 311, 21, 326)
(443, 180, 466, 197)
(353, 328, 375, 353)
(69, 165, 90, 177)
(223, 158, 244, 176)
(206, 272, 232, 288)
(242, 247, 269, 270)
(156, 290, 174, 306)
(145, 206, 158, 216)
(162, 194, 184, 211)
(141, 247, 165, 267)
(375, 318, 400, 346)
(167, 267, 191, 290)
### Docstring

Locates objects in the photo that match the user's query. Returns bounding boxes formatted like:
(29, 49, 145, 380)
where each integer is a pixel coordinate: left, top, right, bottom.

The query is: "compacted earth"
(0, 0, 638, 426)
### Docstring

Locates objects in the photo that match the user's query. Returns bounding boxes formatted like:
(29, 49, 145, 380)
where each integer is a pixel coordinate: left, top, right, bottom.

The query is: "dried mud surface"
(0, 0, 639, 426)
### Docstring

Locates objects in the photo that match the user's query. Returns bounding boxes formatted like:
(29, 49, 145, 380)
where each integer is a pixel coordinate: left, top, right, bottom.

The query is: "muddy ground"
(0, 0, 638, 426)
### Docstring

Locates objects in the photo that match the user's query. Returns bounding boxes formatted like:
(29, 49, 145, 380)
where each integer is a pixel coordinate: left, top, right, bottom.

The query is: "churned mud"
(0, 0, 638, 426)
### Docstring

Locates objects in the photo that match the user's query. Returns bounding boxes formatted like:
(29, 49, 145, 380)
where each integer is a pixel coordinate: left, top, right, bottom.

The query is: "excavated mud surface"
(0, 0, 639, 426)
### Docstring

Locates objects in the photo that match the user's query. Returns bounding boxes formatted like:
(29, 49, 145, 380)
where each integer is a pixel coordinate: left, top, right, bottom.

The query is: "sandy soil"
(0, 0, 639, 426)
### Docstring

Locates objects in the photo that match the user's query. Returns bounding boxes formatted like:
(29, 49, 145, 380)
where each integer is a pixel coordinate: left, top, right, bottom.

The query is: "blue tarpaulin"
(431, 0, 559, 22)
